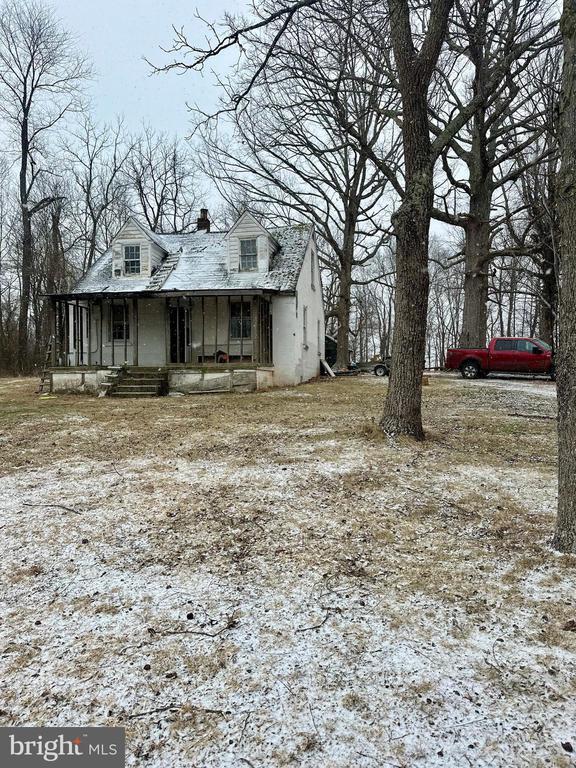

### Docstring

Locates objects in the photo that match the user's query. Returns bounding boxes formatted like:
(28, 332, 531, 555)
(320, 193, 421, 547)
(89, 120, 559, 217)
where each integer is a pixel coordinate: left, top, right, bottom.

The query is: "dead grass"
(0, 374, 573, 767)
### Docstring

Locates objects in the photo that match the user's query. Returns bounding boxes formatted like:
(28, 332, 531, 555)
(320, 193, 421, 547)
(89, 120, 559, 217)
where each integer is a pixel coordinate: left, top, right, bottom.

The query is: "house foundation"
(49, 366, 275, 395)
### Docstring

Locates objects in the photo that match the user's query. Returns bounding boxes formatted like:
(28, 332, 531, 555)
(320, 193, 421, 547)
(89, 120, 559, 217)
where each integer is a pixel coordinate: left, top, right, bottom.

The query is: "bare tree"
(151, 0, 551, 438)
(553, 0, 576, 552)
(63, 116, 132, 272)
(432, 0, 559, 348)
(0, 0, 90, 371)
(126, 126, 202, 233)
(197, 6, 397, 368)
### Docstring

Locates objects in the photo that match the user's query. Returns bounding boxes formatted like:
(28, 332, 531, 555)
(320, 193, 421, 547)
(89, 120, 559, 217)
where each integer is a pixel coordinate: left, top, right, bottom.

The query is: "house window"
(240, 239, 258, 272)
(317, 319, 321, 356)
(110, 303, 130, 341)
(124, 245, 141, 275)
(303, 306, 308, 347)
(231, 301, 252, 339)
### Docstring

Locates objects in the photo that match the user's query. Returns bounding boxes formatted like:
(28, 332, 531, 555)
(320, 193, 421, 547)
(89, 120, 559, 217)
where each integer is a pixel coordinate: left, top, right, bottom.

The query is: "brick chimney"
(197, 208, 210, 232)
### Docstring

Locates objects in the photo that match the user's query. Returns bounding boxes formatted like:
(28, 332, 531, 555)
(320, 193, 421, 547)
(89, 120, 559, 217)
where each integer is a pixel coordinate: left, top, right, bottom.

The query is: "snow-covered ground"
(0, 376, 574, 767)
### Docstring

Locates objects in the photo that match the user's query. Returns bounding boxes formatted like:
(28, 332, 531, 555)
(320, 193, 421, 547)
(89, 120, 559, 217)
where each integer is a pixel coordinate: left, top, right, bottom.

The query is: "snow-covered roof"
(69, 223, 313, 296)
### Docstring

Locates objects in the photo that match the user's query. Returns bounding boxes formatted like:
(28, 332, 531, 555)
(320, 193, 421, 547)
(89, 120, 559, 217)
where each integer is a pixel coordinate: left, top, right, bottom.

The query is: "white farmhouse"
(47, 210, 325, 396)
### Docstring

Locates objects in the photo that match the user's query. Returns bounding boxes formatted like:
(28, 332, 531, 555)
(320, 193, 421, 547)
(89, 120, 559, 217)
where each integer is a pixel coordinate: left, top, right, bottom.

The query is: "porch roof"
(57, 223, 313, 299)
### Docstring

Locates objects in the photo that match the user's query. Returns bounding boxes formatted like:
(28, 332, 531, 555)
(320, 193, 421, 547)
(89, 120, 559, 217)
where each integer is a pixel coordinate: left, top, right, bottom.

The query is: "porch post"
(111, 299, 115, 367)
(63, 302, 69, 367)
(214, 296, 218, 363)
(269, 297, 273, 365)
(240, 295, 244, 360)
(87, 299, 92, 367)
(99, 298, 103, 367)
(176, 296, 180, 364)
(51, 298, 57, 366)
(75, 299, 80, 367)
(123, 297, 128, 364)
(252, 296, 257, 364)
(227, 296, 231, 363)
(133, 297, 139, 367)
(201, 296, 205, 363)
(188, 296, 193, 363)
(165, 297, 170, 365)
(59, 300, 65, 366)
(254, 296, 262, 363)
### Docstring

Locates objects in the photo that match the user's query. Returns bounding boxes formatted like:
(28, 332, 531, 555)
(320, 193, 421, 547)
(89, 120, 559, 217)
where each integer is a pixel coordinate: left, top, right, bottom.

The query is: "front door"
(169, 306, 187, 364)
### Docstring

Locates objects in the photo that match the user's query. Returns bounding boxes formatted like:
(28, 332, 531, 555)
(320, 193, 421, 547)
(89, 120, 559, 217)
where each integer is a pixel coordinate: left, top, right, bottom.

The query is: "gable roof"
(68, 222, 313, 297)
(227, 210, 271, 239)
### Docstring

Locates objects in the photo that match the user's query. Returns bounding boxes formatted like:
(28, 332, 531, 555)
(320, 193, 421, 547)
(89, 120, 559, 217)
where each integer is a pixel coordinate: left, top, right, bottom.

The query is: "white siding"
(111, 219, 166, 278)
(257, 234, 270, 271)
(227, 212, 273, 273)
(271, 236, 324, 385)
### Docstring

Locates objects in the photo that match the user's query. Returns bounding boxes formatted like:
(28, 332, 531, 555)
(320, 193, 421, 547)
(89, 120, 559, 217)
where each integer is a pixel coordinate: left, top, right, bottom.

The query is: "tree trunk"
(335, 243, 354, 369)
(380, 184, 430, 439)
(539, 244, 557, 345)
(459, 216, 491, 348)
(379, 0, 452, 439)
(554, 0, 576, 553)
(459, 105, 492, 349)
(17, 112, 32, 374)
(17, 207, 33, 372)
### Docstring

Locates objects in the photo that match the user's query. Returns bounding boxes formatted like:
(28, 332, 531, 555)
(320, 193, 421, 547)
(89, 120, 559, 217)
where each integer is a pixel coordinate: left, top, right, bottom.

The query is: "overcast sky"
(51, 0, 246, 134)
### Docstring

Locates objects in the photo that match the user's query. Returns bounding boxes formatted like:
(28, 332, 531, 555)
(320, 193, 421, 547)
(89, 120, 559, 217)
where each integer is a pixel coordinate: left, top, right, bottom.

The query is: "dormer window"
(124, 245, 141, 275)
(240, 238, 258, 272)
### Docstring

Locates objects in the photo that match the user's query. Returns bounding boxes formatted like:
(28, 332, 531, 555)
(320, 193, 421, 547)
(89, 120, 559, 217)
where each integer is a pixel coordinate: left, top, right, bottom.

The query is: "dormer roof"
(227, 211, 279, 249)
(67, 219, 314, 296)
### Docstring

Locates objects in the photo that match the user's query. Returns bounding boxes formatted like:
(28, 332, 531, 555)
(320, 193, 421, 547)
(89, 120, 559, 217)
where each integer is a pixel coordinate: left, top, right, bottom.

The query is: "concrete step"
(125, 368, 166, 374)
(122, 377, 164, 385)
(110, 391, 161, 398)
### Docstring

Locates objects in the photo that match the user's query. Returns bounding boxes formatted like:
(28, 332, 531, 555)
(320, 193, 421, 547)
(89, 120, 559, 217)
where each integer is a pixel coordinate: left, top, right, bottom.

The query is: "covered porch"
(48, 292, 274, 369)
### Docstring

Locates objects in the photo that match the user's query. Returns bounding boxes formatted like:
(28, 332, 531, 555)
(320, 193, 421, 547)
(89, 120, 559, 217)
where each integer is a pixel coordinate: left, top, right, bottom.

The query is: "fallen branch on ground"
(163, 614, 239, 638)
(508, 412, 556, 421)
(23, 502, 82, 515)
(296, 607, 341, 632)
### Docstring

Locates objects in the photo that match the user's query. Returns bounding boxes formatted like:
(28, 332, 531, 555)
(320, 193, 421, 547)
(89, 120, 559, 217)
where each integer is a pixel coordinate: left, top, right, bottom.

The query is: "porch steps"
(109, 368, 168, 398)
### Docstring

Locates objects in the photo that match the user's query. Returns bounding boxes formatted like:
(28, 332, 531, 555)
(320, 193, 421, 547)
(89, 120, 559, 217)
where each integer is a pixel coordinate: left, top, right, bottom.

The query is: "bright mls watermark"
(0, 728, 125, 766)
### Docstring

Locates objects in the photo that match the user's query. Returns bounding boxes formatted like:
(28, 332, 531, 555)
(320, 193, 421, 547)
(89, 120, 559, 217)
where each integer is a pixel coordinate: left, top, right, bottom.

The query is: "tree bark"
(17, 110, 32, 373)
(539, 243, 557, 345)
(459, 194, 492, 348)
(380, 0, 453, 439)
(554, 0, 576, 552)
(380, 90, 433, 440)
(17, 206, 33, 372)
(380, 181, 431, 439)
(458, 86, 493, 349)
(335, 218, 356, 369)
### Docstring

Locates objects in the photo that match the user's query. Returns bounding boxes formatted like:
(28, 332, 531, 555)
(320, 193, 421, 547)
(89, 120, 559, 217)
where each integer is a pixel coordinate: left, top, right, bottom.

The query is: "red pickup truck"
(445, 337, 555, 380)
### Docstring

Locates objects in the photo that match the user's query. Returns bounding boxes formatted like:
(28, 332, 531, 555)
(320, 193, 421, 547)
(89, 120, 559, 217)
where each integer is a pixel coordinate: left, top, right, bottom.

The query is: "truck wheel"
(461, 361, 481, 379)
(374, 365, 388, 377)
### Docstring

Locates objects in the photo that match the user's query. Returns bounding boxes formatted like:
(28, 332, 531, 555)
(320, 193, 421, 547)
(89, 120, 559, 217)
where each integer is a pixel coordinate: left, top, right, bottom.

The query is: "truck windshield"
(533, 339, 551, 350)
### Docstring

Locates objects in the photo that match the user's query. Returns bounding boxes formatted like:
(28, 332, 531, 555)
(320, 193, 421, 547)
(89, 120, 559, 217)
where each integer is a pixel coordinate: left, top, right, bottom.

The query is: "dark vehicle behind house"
(356, 358, 392, 377)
